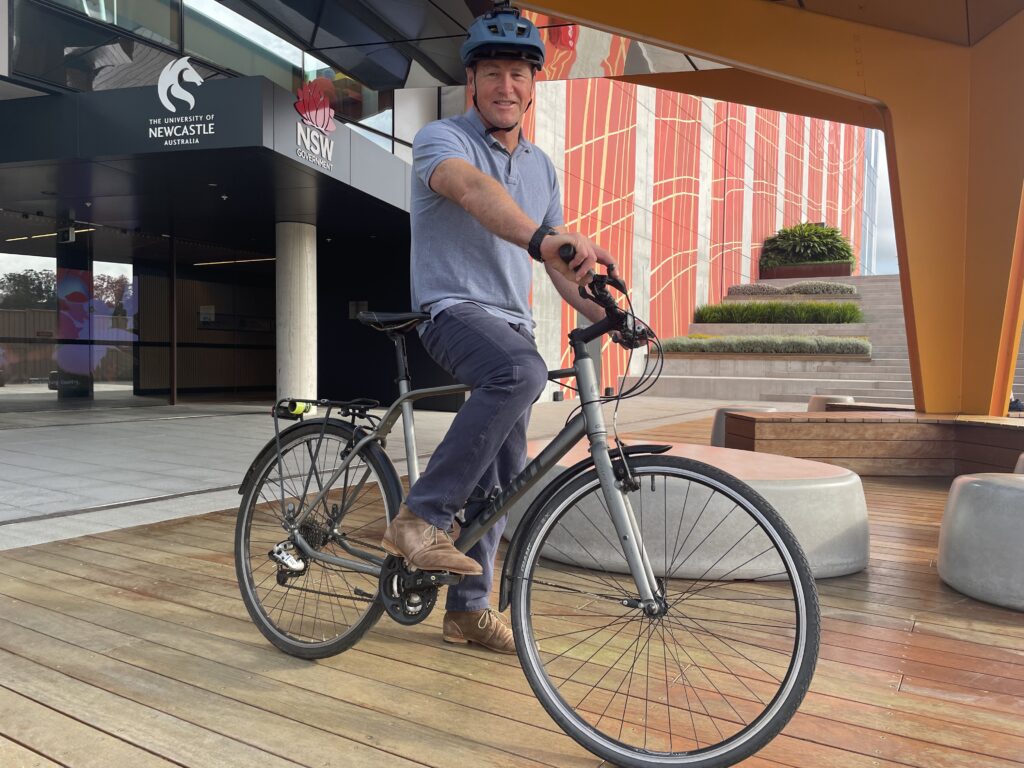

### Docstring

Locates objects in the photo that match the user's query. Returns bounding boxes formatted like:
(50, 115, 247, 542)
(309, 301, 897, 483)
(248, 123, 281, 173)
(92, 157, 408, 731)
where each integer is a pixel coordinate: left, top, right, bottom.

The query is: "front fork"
(575, 356, 662, 612)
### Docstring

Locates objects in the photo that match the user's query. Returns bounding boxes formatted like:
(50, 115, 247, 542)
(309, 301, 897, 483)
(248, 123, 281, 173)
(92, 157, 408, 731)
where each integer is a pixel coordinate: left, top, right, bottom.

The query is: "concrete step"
(762, 392, 916, 405)
(815, 386, 914, 399)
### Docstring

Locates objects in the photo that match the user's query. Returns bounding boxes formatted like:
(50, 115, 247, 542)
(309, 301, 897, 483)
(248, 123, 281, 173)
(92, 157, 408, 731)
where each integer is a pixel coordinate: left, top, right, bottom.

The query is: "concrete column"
(740, 104, 756, 283)
(775, 112, 787, 232)
(800, 115, 811, 222)
(276, 222, 317, 403)
(629, 85, 656, 376)
(532, 79, 568, 399)
(695, 98, 716, 306)
(0, 0, 8, 78)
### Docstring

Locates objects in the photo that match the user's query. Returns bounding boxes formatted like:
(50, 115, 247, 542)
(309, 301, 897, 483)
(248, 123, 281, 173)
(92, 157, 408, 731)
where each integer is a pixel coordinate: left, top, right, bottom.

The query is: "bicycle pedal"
(420, 570, 462, 586)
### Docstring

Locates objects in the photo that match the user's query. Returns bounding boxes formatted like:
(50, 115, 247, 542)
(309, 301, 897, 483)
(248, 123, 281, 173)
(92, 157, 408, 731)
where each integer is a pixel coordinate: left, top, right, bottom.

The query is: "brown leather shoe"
(381, 505, 483, 576)
(443, 609, 515, 654)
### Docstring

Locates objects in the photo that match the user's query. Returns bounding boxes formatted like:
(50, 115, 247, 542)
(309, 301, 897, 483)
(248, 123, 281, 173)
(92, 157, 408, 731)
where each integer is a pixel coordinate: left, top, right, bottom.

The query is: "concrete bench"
(938, 473, 1024, 611)
(504, 440, 869, 579)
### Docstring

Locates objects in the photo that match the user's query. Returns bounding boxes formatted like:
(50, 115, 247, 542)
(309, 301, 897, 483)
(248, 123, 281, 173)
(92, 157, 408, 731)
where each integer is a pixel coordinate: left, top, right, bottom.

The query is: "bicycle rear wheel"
(235, 420, 400, 659)
(511, 455, 819, 768)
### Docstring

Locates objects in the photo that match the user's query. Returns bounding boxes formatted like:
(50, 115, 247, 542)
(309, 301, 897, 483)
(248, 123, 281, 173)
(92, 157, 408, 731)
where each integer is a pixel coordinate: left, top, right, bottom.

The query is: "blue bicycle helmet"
(460, 5, 545, 69)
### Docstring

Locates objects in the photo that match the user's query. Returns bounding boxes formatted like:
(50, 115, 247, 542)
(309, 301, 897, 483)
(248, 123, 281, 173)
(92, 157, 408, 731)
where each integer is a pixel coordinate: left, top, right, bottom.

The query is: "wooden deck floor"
(1, 419, 1023, 767)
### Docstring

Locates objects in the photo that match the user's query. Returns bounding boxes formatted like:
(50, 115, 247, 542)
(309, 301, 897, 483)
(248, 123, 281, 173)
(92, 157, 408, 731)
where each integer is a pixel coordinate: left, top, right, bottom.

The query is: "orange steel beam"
(529, 0, 1024, 415)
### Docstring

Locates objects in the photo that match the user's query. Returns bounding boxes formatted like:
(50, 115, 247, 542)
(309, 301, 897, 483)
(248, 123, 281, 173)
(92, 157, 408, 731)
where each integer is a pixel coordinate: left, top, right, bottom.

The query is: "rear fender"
(498, 443, 671, 611)
(237, 419, 367, 501)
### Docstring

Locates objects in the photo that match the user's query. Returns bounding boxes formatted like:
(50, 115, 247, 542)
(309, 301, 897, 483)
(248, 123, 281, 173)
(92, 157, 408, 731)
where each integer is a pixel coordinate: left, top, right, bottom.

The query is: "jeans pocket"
(420, 318, 453, 373)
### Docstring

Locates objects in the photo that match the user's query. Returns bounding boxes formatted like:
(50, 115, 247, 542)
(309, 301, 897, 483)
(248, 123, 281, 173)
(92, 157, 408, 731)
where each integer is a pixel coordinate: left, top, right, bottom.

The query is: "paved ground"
(0, 395, 803, 549)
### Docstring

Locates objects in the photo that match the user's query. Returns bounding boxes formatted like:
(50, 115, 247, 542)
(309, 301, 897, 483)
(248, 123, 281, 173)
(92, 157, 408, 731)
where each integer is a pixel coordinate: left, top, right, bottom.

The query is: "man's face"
(468, 58, 535, 129)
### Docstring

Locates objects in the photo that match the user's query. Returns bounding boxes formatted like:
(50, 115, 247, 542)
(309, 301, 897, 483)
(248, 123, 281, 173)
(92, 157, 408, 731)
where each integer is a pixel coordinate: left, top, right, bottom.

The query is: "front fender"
(498, 443, 670, 611)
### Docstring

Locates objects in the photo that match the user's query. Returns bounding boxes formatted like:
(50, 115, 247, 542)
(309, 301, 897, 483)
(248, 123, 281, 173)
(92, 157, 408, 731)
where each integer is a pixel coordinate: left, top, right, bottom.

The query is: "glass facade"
(13, 0, 397, 148)
(0, 211, 275, 409)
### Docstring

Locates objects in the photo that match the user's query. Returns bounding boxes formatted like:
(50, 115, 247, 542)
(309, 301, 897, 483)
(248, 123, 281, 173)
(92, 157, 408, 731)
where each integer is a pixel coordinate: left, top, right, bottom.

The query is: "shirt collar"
(465, 108, 533, 154)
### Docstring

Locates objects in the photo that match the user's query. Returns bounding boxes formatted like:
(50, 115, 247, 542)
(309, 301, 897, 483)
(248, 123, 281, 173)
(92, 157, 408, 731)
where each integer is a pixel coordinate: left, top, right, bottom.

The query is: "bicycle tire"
(235, 420, 401, 659)
(511, 455, 819, 768)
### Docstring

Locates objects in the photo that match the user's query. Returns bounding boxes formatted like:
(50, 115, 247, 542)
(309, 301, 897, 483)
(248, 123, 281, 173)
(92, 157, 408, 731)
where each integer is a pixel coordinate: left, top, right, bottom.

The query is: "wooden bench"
(722, 411, 1024, 476)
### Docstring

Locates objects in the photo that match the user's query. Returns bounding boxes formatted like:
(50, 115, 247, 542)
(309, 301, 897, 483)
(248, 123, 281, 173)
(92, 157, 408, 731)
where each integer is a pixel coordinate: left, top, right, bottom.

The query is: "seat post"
(389, 332, 421, 485)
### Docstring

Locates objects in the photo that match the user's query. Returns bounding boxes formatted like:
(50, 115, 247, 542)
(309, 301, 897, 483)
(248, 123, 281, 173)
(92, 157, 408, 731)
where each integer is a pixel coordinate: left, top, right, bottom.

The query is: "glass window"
(44, 0, 180, 47)
(184, 0, 301, 90)
(13, 0, 218, 91)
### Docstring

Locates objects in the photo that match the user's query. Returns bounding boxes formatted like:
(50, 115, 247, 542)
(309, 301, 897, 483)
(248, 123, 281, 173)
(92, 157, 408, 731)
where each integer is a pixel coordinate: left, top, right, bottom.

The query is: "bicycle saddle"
(357, 311, 430, 334)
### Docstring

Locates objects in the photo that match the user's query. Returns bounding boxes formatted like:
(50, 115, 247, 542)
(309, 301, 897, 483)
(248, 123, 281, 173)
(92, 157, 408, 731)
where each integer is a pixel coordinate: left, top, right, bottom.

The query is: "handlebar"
(556, 244, 648, 349)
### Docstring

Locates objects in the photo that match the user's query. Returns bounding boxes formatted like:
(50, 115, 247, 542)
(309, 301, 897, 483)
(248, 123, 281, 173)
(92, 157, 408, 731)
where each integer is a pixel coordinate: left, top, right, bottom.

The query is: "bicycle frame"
(287, 328, 662, 608)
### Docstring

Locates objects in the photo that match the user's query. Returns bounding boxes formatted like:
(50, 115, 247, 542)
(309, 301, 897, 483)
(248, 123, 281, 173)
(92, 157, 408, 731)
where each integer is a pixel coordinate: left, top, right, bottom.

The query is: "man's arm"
(428, 157, 598, 284)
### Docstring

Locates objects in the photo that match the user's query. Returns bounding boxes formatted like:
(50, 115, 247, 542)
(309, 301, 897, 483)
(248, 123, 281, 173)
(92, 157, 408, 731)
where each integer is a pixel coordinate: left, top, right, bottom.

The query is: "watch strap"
(527, 225, 556, 262)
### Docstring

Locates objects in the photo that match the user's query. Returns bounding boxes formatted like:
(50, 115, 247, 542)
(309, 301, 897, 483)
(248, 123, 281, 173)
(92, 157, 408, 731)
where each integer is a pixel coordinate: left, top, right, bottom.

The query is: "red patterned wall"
(649, 91, 702, 344)
(750, 109, 782, 279)
(710, 101, 748, 303)
(560, 79, 637, 385)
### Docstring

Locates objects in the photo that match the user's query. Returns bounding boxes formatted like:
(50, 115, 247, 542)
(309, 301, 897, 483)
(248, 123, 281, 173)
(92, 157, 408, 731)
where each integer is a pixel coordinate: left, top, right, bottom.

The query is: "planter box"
(759, 262, 853, 279)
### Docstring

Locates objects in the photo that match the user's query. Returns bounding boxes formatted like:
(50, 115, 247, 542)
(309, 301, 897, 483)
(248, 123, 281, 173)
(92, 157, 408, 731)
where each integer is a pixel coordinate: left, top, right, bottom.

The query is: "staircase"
(636, 275, 1024, 407)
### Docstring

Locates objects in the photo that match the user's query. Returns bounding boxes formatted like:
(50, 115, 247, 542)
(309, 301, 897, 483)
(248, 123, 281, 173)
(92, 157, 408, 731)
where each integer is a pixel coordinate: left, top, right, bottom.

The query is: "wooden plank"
(754, 422, 956, 441)
(0, 685, 178, 768)
(753, 439, 952, 459)
(0, 735, 62, 768)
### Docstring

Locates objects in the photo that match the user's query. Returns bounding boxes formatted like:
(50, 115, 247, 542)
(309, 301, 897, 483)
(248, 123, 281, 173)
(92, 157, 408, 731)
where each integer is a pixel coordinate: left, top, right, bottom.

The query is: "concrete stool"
(1015, 453, 1024, 473)
(710, 406, 777, 447)
(938, 473, 1024, 611)
(505, 440, 869, 579)
(807, 395, 855, 412)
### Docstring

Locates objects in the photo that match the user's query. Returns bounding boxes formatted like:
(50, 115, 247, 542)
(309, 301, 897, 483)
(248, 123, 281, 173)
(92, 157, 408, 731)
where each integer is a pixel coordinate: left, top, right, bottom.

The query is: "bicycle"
(234, 252, 820, 768)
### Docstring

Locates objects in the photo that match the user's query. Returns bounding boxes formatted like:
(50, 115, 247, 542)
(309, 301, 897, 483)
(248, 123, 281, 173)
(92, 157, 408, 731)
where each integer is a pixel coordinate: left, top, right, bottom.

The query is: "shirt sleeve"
(413, 120, 472, 191)
(542, 154, 565, 229)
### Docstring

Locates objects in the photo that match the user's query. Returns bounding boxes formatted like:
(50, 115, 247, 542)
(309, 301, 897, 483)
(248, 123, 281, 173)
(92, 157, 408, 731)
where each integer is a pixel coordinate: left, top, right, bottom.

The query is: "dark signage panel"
(78, 77, 271, 158)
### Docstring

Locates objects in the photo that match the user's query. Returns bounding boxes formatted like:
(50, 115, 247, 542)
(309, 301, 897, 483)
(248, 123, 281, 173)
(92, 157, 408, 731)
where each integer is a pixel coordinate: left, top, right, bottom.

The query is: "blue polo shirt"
(410, 109, 564, 328)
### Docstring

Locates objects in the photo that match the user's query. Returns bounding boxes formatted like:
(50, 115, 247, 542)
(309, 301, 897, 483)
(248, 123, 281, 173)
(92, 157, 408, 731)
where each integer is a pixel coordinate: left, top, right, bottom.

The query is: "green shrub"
(663, 335, 871, 355)
(693, 301, 863, 324)
(759, 223, 854, 270)
(780, 280, 856, 295)
(727, 283, 781, 295)
(727, 280, 857, 296)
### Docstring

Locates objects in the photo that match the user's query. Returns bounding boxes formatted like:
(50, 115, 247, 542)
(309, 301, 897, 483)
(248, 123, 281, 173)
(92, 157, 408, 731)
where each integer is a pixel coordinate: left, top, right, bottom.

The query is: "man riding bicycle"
(381, 3, 620, 653)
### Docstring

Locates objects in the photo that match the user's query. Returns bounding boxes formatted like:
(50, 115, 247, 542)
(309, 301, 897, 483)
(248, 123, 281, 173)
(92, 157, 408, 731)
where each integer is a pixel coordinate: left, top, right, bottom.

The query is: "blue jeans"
(405, 302, 548, 611)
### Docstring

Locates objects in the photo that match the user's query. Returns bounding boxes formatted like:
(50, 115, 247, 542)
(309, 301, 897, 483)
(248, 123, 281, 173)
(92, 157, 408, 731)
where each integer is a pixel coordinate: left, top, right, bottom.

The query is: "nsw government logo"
(294, 82, 336, 172)
(147, 57, 216, 147)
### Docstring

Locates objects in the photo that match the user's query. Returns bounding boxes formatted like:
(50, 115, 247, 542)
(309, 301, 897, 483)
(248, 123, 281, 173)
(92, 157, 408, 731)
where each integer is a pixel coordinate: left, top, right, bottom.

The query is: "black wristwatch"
(527, 225, 557, 262)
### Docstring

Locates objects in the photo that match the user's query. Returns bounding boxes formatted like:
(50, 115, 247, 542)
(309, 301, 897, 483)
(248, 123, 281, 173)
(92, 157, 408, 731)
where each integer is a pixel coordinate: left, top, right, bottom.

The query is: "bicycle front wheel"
(235, 420, 400, 659)
(511, 455, 819, 768)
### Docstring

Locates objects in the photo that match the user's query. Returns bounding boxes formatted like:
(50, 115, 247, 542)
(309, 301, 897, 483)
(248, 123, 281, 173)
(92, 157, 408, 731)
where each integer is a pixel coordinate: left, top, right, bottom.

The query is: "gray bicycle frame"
(287, 335, 661, 608)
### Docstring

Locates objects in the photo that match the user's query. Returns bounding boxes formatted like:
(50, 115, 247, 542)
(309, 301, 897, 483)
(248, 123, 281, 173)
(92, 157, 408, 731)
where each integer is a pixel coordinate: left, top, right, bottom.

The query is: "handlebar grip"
(558, 243, 596, 284)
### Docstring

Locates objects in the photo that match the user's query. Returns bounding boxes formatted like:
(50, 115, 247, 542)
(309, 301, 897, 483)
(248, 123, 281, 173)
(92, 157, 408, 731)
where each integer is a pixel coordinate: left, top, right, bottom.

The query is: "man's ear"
(466, 66, 476, 93)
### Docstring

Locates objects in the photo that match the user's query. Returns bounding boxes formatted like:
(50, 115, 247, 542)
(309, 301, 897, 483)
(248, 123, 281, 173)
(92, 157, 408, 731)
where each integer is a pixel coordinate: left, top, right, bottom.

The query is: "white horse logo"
(158, 57, 204, 113)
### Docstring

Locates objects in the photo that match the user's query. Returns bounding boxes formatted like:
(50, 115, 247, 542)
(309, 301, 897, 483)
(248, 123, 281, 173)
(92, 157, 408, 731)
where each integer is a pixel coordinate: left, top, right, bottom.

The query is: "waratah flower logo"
(294, 82, 336, 133)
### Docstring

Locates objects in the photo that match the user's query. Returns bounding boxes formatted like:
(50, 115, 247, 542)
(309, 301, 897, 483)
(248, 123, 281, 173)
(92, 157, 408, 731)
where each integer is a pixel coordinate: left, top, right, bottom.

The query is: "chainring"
(378, 555, 461, 625)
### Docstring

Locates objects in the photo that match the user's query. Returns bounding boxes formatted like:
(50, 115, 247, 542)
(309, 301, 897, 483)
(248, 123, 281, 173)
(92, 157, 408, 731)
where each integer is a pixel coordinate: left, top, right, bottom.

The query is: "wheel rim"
(242, 432, 389, 646)
(517, 464, 810, 763)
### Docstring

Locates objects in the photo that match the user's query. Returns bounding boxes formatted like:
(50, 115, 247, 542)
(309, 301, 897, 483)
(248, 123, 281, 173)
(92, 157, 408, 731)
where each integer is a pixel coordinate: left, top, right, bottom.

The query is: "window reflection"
(45, 0, 180, 47)
(13, 0, 217, 91)
(184, 0, 302, 90)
